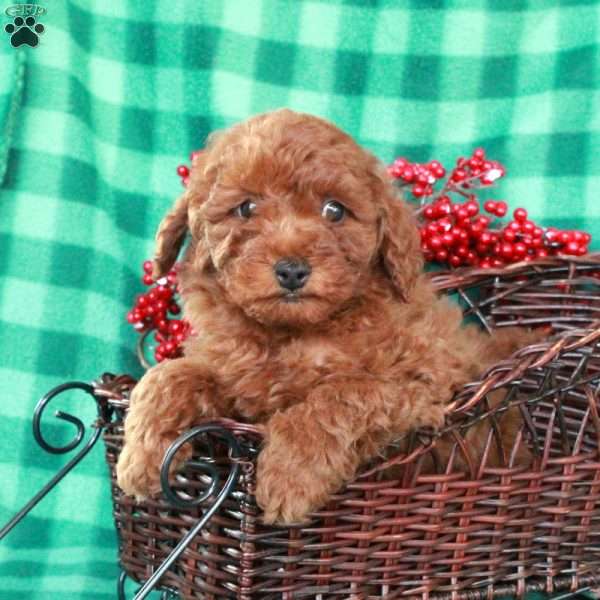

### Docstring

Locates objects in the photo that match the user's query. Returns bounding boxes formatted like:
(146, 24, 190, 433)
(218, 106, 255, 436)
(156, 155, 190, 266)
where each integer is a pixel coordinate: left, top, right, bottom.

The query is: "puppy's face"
(153, 110, 421, 327)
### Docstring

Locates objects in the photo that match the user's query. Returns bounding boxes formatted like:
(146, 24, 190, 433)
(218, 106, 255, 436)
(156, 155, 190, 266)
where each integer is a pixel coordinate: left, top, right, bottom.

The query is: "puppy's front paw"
(116, 444, 162, 501)
(256, 449, 330, 525)
(116, 441, 193, 501)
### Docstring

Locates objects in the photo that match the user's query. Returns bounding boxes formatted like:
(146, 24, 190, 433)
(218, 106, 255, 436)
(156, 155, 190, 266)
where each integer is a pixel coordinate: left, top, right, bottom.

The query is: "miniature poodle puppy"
(116, 109, 538, 524)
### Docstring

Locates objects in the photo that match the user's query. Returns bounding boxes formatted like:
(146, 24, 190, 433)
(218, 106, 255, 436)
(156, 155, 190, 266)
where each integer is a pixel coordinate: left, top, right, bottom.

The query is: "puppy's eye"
(322, 200, 346, 223)
(235, 199, 257, 219)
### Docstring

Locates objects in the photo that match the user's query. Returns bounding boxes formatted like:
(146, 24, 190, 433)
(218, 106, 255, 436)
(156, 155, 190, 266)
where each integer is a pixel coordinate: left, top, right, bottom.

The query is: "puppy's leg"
(256, 376, 445, 525)
(116, 358, 225, 500)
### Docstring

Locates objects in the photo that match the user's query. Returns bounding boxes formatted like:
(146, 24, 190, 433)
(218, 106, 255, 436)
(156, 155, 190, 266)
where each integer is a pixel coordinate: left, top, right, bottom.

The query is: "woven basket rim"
(430, 251, 600, 292)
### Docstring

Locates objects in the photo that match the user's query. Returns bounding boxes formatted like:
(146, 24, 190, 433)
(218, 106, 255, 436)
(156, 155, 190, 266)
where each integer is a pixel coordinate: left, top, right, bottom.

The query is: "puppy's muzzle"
(274, 258, 311, 291)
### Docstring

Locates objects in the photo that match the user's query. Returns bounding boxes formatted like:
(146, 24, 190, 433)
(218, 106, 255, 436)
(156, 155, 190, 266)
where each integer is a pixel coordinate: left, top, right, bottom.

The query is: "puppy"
(116, 109, 537, 524)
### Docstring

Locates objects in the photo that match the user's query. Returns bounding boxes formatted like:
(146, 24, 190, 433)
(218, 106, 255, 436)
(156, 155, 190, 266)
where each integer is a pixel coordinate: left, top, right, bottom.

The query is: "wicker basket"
(102, 255, 600, 599)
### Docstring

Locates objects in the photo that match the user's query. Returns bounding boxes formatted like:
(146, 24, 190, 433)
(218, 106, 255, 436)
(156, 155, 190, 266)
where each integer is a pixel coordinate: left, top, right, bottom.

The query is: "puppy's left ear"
(376, 172, 423, 302)
(152, 191, 190, 279)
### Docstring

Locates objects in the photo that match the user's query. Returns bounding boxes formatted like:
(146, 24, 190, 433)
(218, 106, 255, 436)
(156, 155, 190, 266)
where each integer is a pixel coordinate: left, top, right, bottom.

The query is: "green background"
(0, 1, 598, 598)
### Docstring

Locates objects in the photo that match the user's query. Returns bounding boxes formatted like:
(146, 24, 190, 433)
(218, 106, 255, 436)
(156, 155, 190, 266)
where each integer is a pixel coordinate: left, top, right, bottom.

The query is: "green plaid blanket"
(0, 1, 598, 598)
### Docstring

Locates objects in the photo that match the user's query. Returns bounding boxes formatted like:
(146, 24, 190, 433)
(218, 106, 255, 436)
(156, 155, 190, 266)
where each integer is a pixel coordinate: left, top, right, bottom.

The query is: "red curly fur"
(117, 109, 539, 524)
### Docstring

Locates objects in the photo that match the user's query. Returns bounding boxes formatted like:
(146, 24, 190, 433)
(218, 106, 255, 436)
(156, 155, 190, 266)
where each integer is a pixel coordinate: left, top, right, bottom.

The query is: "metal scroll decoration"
(131, 425, 243, 600)
(0, 380, 109, 540)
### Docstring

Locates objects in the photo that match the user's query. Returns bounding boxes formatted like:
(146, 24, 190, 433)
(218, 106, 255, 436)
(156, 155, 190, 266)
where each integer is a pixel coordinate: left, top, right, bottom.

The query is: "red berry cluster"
(387, 158, 446, 198)
(389, 148, 505, 201)
(449, 148, 505, 188)
(176, 150, 202, 187)
(388, 148, 591, 268)
(126, 261, 193, 362)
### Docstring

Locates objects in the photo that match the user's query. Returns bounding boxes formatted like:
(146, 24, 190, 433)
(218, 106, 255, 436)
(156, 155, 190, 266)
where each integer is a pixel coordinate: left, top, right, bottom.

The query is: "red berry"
(435, 249, 449, 261)
(426, 222, 438, 237)
(169, 320, 183, 334)
(401, 167, 414, 182)
(465, 200, 479, 217)
(412, 185, 426, 197)
(514, 242, 527, 258)
(142, 274, 154, 286)
(437, 218, 452, 232)
(451, 168, 467, 182)
(477, 215, 491, 228)
(449, 254, 462, 268)
(423, 206, 435, 219)
(169, 303, 181, 314)
(456, 207, 469, 220)
(536, 248, 549, 259)
(473, 148, 485, 159)
(558, 231, 571, 245)
(177, 165, 190, 178)
(155, 285, 169, 298)
(521, 220, 535, 234)
(143, 260, 153, 274)
(565, 241, 580, 255)
(513, 208, 528, 222)
(415, 172, 429, 186)
(494, 201, 507, 217)
(484, 201, 497, 214)
(429, 236, 443, 250)
(436, 202, 451, 217)
(441, 232, 454, 247)
(503, 229, 516, 242)
(470, 223, 483, 238)
(500, 243, 514, 259)
(480, 231, 493, 245)
(126, 311, 136, 324)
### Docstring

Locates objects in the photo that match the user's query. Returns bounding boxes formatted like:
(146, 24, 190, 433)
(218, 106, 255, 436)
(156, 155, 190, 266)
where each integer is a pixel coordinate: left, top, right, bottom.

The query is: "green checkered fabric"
(0, 1, 598, 598)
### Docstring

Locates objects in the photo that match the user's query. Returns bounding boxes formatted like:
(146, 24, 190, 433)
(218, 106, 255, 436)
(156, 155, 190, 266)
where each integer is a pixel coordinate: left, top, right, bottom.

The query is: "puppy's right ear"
(152, 192, 190, 279)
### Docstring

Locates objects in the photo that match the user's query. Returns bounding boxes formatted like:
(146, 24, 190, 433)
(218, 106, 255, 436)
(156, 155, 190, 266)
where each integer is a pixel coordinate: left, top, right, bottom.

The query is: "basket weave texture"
(102, 255, 600, 599)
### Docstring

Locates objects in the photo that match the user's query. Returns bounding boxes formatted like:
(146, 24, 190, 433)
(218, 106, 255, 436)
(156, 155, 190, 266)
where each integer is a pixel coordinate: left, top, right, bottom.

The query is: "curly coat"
(116, 109, 537, 524)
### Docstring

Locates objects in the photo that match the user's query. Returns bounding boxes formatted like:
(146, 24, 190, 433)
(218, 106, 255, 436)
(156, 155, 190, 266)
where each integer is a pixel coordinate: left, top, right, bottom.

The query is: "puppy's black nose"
(274, 258, 311, 291)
